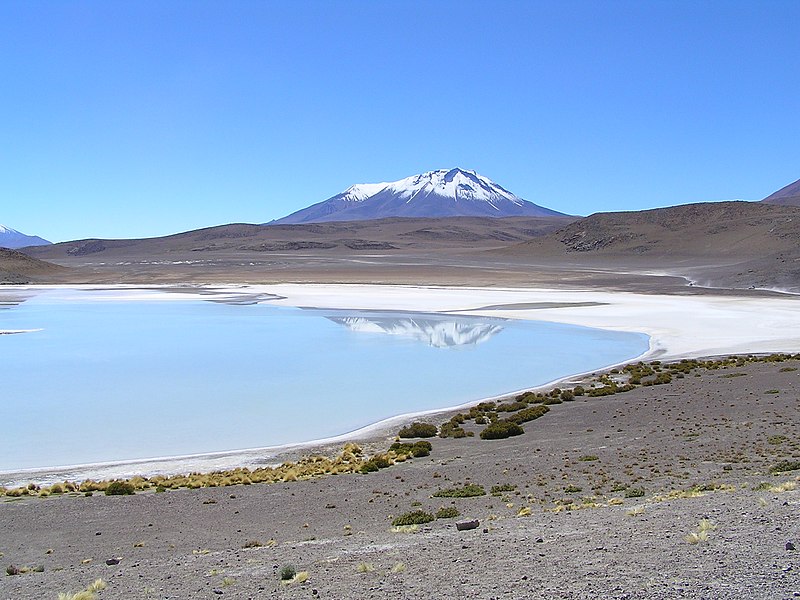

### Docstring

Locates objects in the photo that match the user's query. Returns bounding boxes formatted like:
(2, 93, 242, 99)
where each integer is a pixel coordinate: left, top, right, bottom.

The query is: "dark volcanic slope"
(762, 176, 800, 207)
(25, 216, 575, 260)
(0, 248, 67, 283)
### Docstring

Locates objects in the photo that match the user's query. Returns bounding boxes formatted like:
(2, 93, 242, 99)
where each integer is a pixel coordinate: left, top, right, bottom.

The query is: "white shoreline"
(2, 282, 799, 487)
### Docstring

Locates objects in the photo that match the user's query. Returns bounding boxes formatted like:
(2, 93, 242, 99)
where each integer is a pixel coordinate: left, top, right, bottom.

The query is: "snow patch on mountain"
(341, 182, 390, 202)
(0, 225, 52, 249)
(274, 168, 567, 224)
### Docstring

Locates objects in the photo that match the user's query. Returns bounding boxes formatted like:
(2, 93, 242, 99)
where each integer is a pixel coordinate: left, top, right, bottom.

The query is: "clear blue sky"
(2, 0, 798, 242)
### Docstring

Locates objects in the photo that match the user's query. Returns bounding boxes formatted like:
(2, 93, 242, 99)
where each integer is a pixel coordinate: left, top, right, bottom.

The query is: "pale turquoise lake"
(0, 287, 649, 484)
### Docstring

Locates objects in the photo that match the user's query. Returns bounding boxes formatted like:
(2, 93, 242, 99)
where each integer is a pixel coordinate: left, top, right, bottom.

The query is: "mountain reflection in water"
(327, 315, 505, 348)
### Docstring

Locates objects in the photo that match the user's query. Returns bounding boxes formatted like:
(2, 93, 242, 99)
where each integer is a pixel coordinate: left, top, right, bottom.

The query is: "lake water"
(0, 287, 649, 485)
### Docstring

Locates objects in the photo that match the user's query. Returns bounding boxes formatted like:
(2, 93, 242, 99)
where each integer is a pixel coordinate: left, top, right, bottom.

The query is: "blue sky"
(2, 1, 798, 242)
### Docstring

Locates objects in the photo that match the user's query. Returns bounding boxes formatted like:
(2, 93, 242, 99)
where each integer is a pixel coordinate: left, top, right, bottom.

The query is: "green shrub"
(439, 421, 467, 438)
(411, 441, 432, 457)
(398, 422, 438, 438)
(105, 481, 135, 496)
(573, 386, 585, 396)
(490, 483, 517, 495)
(279, 565, 296, 581)
(625, 487, 645, 498)
(373, 455, 392, 469)
(435, 506, 460, 519)
(770, 460, 800, 473)
(506, 405, 549, 425)
(578, 455, 599, 462)
(432, 484, 486, 498)
(496, 401, 527, 412)
(390, 440, 432, 457)
(359, 461, 379, 474)
(480, 421, 524, 440)
(391, 510, 435, 526)
(564, 484, 582, 493)
(587, 385, 617, 397)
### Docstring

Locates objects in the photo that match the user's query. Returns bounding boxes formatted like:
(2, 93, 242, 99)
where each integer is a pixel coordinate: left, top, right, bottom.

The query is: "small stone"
(212, 589, 223, 595)
(536, 537, 544, 543)
(312, 590, 319, 596)
(787, 541, 796, 551)
(455, 519, 479, 531)
(95, 532, 101, 536)
(105, 558, 121, 565)
(483, 528, 489, 534)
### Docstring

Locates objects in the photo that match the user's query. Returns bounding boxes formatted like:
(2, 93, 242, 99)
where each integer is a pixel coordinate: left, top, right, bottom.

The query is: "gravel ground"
(2, 359, 799, 599)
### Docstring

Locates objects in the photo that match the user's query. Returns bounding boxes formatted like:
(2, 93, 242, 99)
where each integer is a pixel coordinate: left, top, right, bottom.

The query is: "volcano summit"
(274, 168, 566, 224)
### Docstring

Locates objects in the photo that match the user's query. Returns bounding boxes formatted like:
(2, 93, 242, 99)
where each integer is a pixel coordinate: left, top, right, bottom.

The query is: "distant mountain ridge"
(0, 225, 51, 249)
(762, 177, 800, 207)
(274, 168, 566, 224)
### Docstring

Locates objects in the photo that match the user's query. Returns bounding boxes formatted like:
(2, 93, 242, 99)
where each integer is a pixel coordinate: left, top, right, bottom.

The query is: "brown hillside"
(502, 202, 800, 259)
(25, 216, 575, 260)
(0, 248, 67, 283)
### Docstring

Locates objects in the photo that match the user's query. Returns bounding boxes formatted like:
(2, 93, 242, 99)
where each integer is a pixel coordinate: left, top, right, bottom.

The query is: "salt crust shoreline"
(3, 282, 799, 486)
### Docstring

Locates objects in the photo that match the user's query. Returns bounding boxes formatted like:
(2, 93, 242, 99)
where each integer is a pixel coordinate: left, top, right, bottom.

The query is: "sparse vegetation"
(433, 484, 486, 498)
(398, 422, 438, 438)
(435, 506, 460, 519)
(104, 481, 135, 496)
(686, 519, 717, 544)
(770, 460, 800, 473)
(391, 510, 435, 526)
(480, 421, 524, 440)
(279, 565, 296, 581)
(57, 579, 106, 600)
(624, 487, 645, 498)
(356, 562, 375, 573)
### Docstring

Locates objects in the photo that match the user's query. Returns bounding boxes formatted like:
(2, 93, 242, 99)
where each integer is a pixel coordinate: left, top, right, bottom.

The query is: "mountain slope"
(503, 202, 800, 258)
(26, 216, 573, 260)
(0, 248, 66, 283)
(0, 225, 51, 249)
(275, 168, 566, 224)
(496, 201, 800, 291)
(762, 177, 800, 207)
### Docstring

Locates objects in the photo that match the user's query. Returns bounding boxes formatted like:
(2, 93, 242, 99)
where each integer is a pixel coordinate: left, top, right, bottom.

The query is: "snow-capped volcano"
(274, 168, 566, 224)
(0, 225, 51, 249)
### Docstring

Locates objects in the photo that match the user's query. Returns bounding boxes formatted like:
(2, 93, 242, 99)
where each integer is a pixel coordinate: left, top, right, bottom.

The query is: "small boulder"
(455, 519, 479, 531)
